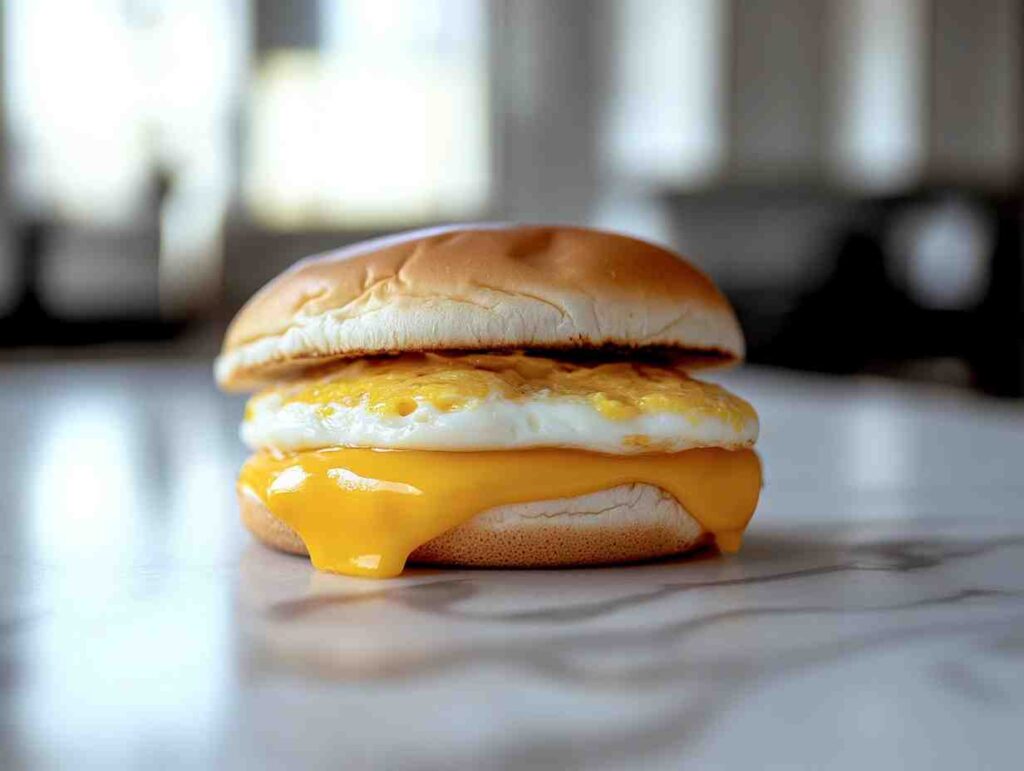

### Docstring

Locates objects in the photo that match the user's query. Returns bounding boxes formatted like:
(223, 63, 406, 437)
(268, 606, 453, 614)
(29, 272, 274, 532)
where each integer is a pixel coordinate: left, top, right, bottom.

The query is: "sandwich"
(216, 224, 761, 578)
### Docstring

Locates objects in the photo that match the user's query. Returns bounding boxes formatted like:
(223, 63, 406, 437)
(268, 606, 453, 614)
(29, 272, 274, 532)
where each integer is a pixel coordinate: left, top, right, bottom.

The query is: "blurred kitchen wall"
(0, 0, 1021, 394)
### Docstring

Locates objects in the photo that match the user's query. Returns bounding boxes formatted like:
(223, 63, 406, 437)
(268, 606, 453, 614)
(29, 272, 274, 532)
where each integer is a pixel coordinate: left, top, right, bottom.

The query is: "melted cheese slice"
(239, 447, 762, 578)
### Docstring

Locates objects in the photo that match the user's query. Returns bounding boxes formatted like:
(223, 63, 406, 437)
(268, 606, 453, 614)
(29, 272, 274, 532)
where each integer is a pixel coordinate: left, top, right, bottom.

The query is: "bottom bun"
(239, 484, 711, 569)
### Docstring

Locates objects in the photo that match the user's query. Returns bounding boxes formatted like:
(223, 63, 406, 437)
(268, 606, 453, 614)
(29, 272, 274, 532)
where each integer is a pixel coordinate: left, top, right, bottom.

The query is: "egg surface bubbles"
(242, 353, 758, 454)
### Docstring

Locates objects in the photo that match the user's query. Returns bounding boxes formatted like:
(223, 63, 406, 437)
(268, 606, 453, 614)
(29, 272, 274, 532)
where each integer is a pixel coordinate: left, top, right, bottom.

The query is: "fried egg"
(242, 353, 758, 454)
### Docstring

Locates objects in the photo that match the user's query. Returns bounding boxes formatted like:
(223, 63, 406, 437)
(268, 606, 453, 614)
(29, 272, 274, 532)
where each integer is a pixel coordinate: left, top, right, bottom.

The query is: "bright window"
(245, 0, 490, 229)
(601, 0, 726, 186)
(3, 0, 242, 225)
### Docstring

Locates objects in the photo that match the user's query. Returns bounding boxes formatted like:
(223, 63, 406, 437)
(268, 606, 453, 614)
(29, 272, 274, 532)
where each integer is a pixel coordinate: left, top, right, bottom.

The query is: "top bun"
(216, 224, 744, 391)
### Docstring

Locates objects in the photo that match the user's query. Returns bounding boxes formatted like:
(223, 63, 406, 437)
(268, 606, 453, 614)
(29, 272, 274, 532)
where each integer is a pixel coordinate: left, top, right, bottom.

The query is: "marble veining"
(1, 360, 1023, 770)
(227, 523, 1024, 770)
(264, 535, 1024, 625)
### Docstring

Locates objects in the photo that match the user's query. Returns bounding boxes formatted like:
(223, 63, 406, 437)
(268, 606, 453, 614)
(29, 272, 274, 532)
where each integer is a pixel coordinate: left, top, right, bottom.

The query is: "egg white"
(242, 391, 758, 455)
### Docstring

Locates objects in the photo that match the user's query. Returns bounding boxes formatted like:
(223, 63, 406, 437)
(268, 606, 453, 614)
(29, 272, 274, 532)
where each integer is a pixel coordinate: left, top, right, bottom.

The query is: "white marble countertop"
(1, 359, 1022, 770)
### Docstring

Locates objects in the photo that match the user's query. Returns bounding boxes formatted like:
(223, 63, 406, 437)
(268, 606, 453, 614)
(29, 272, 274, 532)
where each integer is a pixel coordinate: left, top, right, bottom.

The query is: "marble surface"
(1, 359, 1022, 770)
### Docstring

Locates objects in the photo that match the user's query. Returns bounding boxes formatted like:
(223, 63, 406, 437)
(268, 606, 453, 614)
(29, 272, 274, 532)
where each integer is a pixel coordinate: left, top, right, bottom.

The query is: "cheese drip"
(239, 447, 762, 578)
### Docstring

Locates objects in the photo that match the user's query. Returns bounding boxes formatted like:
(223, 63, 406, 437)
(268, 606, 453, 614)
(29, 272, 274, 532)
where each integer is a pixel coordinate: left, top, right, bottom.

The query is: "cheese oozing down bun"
(239, 484, 710, 568)
(217, 224, 762, 578)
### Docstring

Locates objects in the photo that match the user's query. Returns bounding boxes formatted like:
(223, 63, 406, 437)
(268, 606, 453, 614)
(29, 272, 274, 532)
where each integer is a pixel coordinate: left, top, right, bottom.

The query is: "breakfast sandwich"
(216, 224, 761, 577)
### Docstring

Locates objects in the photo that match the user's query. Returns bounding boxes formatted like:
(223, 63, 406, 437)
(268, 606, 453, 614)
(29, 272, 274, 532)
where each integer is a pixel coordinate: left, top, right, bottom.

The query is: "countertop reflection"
(1, 359, 1022, 770)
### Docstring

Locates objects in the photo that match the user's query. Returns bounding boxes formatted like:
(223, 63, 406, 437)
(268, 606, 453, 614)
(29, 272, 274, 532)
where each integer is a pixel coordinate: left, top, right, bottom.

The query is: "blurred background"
(3, 7, 1024, 764)
(0, 0, 1021, 395)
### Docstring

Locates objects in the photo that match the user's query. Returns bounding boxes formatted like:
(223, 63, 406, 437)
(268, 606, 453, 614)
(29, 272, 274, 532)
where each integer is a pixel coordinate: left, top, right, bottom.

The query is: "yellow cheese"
(239, 447, 762, 578)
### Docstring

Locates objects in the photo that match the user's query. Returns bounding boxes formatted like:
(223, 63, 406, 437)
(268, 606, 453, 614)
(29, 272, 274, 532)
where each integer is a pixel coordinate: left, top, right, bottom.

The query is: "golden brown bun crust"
(238, 484, 711, 569)
(217, 224, 743, 391)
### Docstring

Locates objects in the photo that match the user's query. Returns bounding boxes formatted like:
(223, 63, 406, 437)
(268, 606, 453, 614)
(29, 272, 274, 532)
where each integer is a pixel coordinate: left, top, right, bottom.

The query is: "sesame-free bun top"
(216, 223, 744, 391)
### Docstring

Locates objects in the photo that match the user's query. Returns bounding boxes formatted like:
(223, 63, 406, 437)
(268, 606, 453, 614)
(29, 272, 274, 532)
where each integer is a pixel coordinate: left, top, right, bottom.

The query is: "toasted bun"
(239, 483, 710, 569)
(217, 224, 743, 391)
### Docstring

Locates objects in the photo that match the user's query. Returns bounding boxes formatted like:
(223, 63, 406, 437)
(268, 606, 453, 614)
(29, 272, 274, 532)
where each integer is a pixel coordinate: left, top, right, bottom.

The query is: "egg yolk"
(239, 446, 762, 578)
(247, 352, 756, 428)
